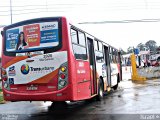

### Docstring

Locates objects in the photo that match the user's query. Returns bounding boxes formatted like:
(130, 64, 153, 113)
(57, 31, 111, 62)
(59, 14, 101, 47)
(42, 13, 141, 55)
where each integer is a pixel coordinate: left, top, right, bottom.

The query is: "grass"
(0, 92, 4, 104)
(0, 86, 4, 103)
(0, 94, 3, 101)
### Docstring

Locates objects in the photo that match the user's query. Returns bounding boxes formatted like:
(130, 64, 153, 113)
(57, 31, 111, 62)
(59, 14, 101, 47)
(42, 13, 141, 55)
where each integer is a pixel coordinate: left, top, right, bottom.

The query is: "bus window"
(94, 40, 98, 50)
(112, 49, 118, 63)
(72, 44, 87, 60)
(115, 50, 119, 63)
(71, 29, 78, 44)
(109, 48, 113, 63)
(78, 31, 86, 46)
(4, 20, 61, 56)
(71, 28, 87, 60)
(95, 51, 104, 63)
(98, 42, 103, 52)
(95, 41, 104, 63)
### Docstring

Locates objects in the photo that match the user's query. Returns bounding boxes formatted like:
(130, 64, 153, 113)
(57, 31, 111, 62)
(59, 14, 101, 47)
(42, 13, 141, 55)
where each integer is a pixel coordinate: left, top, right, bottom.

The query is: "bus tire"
(96, 79, 104, 101)
(112, 74, 119, 90)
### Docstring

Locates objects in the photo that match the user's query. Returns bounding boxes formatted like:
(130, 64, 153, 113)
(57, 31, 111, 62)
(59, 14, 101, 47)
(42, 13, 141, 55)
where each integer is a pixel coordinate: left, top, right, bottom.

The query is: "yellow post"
(131, 54, 138, 76)
(131, 54, 146, 80)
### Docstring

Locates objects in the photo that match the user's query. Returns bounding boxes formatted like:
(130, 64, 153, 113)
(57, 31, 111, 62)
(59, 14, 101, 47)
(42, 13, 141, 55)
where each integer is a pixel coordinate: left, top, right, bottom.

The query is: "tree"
(136, 43, 146, 51)
(119, 49, 126, 55)
(145, 40, 158, 52)
(127, 46, 134, 54)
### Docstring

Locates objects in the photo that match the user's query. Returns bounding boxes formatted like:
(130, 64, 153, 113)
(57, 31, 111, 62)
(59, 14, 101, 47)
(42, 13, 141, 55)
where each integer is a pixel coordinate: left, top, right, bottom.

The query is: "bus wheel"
(112, 75, 119, 90)
(96, 80, 104, 101)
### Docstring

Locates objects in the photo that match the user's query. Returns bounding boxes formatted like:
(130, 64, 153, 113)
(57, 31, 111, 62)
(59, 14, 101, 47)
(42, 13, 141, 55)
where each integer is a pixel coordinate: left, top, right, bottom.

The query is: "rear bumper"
(3, 86, 72, 101)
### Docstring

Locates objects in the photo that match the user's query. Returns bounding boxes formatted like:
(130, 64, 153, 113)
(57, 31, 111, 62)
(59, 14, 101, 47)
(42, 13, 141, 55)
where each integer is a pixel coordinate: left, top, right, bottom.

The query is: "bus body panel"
(3, 85, 72, 101)
(4, 51, 67, 85)
(75, 60, 91, 100)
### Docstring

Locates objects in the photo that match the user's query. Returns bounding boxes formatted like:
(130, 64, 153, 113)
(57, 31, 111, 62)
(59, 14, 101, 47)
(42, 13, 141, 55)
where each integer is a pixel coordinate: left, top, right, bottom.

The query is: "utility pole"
(10, 0, 12, 24)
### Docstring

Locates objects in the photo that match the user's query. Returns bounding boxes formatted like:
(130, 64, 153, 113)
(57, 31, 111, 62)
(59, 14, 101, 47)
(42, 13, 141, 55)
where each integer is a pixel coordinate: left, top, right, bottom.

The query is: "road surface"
(0, 78, 160, 120)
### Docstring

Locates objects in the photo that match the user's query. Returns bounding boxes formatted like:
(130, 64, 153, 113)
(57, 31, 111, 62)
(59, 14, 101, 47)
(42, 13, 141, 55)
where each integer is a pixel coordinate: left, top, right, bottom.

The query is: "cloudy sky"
(0, 0, 160, 53)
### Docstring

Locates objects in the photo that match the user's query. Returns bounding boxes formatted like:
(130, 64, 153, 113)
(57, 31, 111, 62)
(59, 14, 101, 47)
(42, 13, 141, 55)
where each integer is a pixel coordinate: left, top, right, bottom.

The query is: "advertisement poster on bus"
(23, 24, 40, 47)
(5, 22, 59, 52)
(6, 29, 19, 51)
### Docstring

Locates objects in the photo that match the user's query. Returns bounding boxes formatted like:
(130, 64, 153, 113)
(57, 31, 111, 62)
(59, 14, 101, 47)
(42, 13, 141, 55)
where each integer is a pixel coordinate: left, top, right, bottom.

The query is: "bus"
(1, 17, 122, 102)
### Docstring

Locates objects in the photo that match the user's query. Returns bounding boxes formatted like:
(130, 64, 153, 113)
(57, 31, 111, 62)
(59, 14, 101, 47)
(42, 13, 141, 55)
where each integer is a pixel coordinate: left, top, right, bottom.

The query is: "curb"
(146, 77, 160, 80)
(131, 77, 160, 81)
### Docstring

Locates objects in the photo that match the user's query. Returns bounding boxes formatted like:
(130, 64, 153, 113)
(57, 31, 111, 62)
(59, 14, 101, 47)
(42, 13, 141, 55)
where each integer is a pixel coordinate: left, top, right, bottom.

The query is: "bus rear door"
(87, 37, 97, 95)
(104, 46, 111, 87)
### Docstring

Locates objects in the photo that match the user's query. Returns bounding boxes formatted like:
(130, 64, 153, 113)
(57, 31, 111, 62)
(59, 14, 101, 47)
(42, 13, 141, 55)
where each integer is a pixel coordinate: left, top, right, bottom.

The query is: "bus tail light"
(2, 77, 8, 81)
(59, 80, 67, 86)
(58, 62, 68, 90)
(1, 68, 9, 89)
(1, 68, 8, 81)
(60, 73, 66, 79)
(60, 66, 67, 72)
(2, 69, 7, 76)
(4, 82, 8, 88)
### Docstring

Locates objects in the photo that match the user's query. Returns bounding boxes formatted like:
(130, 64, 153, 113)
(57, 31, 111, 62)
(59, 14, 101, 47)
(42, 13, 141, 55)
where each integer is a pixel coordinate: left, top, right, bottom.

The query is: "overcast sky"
(0, 0, 160, 53)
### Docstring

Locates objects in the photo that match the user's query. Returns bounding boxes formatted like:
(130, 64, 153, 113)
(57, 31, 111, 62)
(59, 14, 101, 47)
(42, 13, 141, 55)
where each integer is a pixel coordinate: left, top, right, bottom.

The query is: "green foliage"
(120, 49, 126, 55)
(127, 46, 134, 54)
(145, 40, 158, 53)
(136, 43, 149, 51)
(126, 40, 158, 54)
(0, 95, 4, 103)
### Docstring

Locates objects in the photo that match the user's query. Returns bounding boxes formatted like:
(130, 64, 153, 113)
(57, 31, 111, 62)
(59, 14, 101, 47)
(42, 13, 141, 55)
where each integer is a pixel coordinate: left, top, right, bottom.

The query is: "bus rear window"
(4, 20, 61, 55)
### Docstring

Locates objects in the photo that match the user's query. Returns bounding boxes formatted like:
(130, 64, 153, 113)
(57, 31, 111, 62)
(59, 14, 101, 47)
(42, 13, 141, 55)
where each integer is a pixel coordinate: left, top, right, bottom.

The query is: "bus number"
(43, 54, 52, 59)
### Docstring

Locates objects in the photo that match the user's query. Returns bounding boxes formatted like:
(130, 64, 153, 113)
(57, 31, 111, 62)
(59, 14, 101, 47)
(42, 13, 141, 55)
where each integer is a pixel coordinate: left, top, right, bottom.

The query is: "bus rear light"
(60, 66, 67, 72)
(1, 68, 8, 81)
(4, 82, 8, 88)
(2, 77, 8, 81)
(2, 70, 7, 76)
(58, 62, 68, 90)
(60, 73, 66, 79)
(1, 68, 7, 76)
(59, 80, 67, 86)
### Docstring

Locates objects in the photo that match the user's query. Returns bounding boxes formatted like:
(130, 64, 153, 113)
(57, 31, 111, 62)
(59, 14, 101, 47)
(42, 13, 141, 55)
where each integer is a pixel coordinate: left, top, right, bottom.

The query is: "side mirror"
(1, 31, 3, 37)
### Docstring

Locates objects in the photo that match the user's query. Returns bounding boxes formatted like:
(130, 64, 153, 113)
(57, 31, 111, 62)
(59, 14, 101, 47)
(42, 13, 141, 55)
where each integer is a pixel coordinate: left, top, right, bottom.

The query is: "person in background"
(16, 32, 28, 50)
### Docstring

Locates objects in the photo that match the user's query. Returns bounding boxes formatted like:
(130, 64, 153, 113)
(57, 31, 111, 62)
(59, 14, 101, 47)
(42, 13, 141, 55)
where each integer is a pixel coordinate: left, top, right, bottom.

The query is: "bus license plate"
(27, 86, 38, 90)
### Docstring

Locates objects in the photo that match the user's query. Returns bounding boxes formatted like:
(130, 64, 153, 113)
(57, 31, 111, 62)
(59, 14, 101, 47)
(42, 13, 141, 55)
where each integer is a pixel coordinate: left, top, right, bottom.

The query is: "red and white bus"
(1, 17, 122, 102)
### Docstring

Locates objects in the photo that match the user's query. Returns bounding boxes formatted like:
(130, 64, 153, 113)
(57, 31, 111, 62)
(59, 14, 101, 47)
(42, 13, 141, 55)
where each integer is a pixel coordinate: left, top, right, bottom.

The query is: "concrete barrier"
(138, 66, 160, 79)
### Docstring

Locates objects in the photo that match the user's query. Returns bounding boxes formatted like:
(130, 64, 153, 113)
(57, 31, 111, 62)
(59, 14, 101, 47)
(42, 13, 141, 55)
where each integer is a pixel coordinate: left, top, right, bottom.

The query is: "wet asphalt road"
(0, 79, 160, 120)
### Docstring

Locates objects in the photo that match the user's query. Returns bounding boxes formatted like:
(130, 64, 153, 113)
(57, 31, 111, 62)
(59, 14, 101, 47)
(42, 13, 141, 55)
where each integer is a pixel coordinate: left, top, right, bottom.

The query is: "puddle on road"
(115, 79, 160, 102)
(119, 79, 160, 90)
(119, 80, 147, 90)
